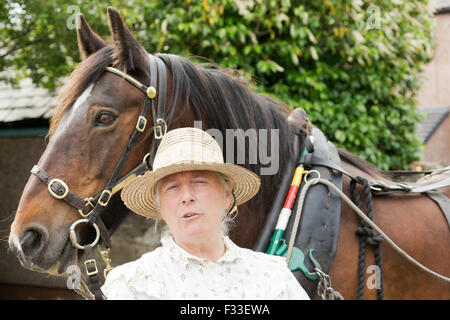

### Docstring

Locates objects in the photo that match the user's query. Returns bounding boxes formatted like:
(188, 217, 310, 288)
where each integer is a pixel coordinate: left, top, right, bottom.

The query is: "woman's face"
(158, 170, 232, 242)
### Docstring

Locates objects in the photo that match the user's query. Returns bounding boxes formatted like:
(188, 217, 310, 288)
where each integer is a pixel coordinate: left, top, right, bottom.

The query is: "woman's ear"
(223, 180, 233, 206)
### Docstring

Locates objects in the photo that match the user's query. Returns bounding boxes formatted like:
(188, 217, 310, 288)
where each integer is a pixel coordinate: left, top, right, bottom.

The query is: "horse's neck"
(231, 136, 297, 249)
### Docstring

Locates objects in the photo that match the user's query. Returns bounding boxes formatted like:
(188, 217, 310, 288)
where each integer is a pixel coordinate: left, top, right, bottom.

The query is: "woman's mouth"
(181, 212, 201, 221)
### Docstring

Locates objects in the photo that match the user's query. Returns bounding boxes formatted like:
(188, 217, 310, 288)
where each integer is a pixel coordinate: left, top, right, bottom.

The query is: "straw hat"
(121, 127, 261, 219)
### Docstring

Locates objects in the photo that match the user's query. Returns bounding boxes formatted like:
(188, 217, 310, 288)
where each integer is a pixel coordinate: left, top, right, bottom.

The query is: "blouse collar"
(160, 233, 240, 269)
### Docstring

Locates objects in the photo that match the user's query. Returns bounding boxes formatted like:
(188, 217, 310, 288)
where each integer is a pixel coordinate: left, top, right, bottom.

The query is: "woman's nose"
(180, 185, 196, 204)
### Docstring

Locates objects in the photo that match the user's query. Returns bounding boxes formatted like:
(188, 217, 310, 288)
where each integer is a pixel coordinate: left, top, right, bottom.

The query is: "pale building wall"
(416, 12, 450, 167)
(417, 13, 450, 107)
(423, 114, 450, 165)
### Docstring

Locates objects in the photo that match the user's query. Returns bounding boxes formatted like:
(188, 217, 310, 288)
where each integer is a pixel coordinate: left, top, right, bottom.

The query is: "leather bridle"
(30, 54, 169, 299)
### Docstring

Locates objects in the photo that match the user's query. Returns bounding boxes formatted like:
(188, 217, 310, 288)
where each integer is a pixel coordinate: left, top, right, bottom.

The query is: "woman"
(101, 127, 309, 299)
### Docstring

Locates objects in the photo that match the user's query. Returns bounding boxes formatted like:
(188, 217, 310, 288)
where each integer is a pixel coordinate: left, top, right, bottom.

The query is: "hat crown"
(153, 127, 224, 171)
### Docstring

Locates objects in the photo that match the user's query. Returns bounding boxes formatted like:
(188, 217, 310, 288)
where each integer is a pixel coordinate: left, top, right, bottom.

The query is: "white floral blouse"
(101, 234, 310, 300)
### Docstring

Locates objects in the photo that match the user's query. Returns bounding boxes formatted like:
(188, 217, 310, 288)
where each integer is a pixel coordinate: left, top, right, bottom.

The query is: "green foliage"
(0, 0, 435, 170)
(0, 0, 109, 88)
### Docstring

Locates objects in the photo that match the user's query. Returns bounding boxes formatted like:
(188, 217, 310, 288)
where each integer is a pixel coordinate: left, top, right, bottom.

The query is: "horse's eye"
(95, 112, 116, 126)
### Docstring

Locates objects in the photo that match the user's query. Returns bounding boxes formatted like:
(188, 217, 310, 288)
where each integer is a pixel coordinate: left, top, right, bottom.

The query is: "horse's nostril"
(20, 227, 48, 258)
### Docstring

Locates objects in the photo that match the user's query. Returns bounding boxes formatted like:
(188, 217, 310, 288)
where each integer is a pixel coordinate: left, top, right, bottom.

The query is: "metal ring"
(142, 153, 151, 165)
(304, 169, 321, 184)
(69, 219, 100, 250)
(48, 178, 69, 200)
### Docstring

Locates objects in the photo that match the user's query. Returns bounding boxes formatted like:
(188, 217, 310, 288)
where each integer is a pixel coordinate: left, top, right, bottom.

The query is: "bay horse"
(8, 8, 450, 299)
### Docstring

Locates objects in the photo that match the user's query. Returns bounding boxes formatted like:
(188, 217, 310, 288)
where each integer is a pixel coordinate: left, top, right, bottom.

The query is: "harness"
(31, 54, 169, 299)
(256, 109, 450, 299)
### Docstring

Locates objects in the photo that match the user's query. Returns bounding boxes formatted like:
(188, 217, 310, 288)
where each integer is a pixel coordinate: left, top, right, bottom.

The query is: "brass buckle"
(153, 118, 167, 140)
(78, 197, 95, 218)
(48, 178, 69, 200)
(98, 189, 112, 207)
(136, 116, 147, 132)
(84, 259, 98, 276)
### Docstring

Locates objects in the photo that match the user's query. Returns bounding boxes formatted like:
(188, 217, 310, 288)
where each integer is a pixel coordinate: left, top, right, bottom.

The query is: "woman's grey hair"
(155, 171, 236, 237)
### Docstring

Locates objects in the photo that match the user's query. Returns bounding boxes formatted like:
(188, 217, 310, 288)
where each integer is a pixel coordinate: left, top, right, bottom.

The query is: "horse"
(8, 8, 450, 299)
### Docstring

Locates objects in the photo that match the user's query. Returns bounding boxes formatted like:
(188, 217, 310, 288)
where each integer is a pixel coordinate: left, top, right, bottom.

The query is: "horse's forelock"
(48, 46, 116, 137)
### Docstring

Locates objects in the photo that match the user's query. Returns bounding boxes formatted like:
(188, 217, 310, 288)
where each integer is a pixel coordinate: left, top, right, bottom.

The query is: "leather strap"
(155, 56, 167, 120)
(424, 190, 450, 231)
(148, 55, 159, 125)
(31, 165, 86, 210)
(368, 176, 450, 195)
(83, 246, 105, 300)
(301, 155, 450, 196)
(300, 154, 354, 179)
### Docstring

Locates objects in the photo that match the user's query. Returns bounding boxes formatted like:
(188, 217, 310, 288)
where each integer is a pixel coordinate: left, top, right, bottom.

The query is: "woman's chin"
(177, 223, 216, 240)
(182, 225, 208, 238)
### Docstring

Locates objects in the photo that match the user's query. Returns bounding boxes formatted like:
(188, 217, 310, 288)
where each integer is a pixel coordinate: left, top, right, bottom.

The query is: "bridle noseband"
(30, 54, 169, 299)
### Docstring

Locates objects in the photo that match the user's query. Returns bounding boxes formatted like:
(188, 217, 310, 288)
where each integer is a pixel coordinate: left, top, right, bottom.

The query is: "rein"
(31, 54, 169, 299)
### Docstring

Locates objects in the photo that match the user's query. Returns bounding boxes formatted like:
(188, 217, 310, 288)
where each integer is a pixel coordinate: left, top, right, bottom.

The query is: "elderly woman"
(101, 127, 309, 300)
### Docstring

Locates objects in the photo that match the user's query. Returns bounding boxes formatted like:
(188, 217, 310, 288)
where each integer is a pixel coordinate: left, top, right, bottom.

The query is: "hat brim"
(121, 161, 261, 219)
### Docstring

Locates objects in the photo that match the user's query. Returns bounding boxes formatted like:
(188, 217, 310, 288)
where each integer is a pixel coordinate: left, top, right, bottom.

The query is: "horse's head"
(8, 8, 185, 277)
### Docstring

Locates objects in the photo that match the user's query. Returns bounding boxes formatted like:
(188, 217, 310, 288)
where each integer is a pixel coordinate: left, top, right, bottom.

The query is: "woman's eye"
(166, 185, 177, 191)
(95, 112, 116, 126)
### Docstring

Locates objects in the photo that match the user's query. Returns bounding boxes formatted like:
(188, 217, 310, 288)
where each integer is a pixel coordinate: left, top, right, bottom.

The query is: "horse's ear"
(76, 13, 107, 60)
(107, 7, 147, 73)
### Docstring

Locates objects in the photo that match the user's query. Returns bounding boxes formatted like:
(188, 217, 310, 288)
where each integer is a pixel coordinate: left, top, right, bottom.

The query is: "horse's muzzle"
(19, 225, 48, 260)
(9, 223, 59, 272)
